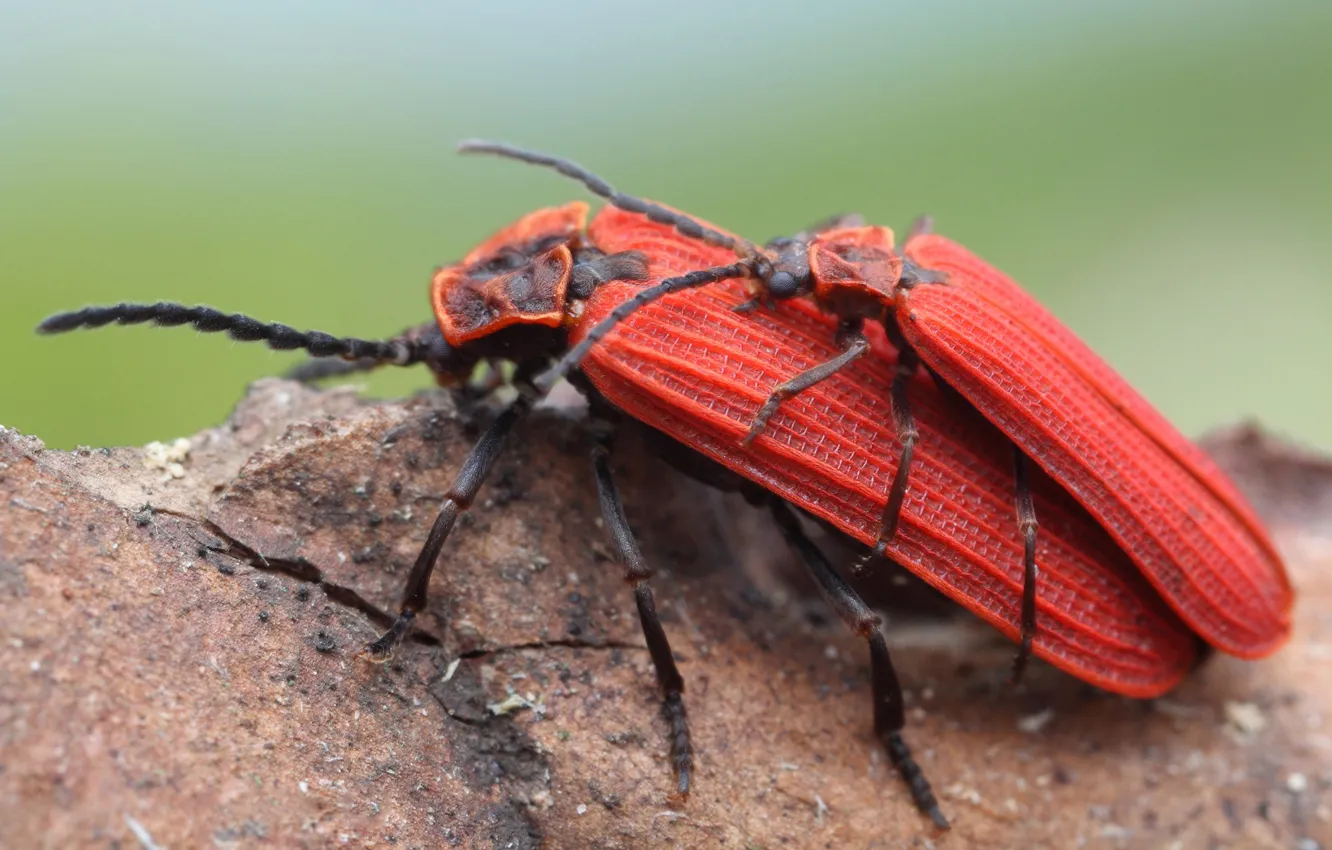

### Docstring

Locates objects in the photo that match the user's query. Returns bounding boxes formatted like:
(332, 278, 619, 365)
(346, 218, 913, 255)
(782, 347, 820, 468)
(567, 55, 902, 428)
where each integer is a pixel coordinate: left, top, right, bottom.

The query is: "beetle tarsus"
(359, 612, 414, 663)
(664, 691, 692, 802)
(884, 729, 949, 830)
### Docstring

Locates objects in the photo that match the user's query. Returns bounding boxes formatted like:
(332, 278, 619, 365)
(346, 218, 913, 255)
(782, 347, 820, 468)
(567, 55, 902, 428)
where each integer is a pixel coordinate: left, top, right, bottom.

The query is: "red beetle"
(458, 142, 1293, 673)
(36, 195, 1204, 831)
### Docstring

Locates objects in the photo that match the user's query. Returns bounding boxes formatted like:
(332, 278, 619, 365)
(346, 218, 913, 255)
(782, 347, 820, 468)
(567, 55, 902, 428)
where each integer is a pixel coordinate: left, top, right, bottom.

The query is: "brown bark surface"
(1, 382, 1329, 849)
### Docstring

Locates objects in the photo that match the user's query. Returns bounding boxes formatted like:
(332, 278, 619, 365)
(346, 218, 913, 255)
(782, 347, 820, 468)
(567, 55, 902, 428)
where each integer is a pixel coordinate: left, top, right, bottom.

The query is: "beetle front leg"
(743, 318, 870, 446)
(359, 387, 537, 662)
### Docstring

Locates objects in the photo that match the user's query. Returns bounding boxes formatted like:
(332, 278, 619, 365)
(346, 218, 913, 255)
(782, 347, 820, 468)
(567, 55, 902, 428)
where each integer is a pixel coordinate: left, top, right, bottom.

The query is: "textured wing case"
(579, 207, 1196, 697)
(900, 235, 1291, 657)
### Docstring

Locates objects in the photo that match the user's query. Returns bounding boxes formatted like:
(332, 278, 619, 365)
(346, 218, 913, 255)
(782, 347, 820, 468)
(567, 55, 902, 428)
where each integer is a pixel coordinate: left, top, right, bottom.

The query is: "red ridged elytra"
(456, 141, 1292, 675)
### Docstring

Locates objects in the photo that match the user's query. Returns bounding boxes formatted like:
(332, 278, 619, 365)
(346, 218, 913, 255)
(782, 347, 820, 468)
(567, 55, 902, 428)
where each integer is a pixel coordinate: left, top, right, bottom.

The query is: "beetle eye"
(767, 270, 802, 299)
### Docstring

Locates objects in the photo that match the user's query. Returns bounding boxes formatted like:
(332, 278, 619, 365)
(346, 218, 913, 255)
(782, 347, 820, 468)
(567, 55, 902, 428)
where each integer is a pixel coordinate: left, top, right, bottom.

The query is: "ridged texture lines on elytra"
(906, 234, 1278, 558)
(577, 207, 1196, 697)
(900, 237, 1291, 657)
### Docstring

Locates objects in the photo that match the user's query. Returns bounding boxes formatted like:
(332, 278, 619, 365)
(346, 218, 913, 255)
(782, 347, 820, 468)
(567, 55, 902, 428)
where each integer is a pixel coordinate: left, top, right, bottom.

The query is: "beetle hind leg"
(1009, 448, 1041, 684)
(769, 500, 948, 830)
(590, 420, 693, 801)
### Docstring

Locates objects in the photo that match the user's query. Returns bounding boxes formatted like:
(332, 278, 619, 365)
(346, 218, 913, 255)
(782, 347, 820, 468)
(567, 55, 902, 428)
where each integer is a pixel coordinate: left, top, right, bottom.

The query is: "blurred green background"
(3, 1, 1329, 451)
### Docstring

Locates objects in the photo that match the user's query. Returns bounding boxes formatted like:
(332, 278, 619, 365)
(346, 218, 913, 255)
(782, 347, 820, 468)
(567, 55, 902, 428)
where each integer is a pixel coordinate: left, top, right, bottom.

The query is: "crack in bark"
(146, 505, 442, 647)
(458, 638, 644, 660)
(138, 507, 641, 657)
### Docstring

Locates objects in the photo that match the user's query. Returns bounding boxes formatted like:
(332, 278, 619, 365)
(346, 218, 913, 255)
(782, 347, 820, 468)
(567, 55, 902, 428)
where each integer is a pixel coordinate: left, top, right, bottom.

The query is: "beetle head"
(762, 236, 816, 300)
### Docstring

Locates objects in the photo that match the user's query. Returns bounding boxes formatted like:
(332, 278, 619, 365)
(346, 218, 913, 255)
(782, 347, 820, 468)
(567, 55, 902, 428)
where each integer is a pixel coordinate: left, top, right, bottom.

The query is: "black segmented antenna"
(532, 262, 751, 394)
(906, 215, 935, 241)
(456, 141, 777, 390)
(285, 355, 389, 383)
(37, 302, 428, 366)
(456, 140, 767, 265)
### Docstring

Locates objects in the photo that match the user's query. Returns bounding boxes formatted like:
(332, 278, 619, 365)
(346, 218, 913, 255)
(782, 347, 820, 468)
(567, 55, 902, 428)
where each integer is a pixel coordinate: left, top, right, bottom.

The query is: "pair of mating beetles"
(39, 141, 1291, 829)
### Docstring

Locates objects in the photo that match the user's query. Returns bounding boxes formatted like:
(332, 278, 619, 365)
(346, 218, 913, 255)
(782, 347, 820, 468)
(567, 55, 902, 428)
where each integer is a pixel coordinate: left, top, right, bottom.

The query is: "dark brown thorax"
(430, 202, 589, 347)
(427, 202, 649, 374)
(806, 225, 904, 322)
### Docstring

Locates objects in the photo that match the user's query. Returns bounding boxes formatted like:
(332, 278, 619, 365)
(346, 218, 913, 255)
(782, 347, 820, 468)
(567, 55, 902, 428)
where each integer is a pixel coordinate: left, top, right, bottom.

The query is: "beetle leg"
(1010, 448, 1041, 684)
(632, 418, 948, 826)
(768, 500, 948, 830)
(589, 420, 693, 802)
(873, 346, 922, 555)
(730, 294, 776, 315)
(742, 319, 870, 446)
(359, 384, 538, 662)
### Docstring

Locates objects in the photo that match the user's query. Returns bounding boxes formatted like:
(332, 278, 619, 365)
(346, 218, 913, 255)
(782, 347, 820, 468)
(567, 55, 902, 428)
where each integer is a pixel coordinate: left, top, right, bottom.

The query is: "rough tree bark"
(1, 380, 1330, 849)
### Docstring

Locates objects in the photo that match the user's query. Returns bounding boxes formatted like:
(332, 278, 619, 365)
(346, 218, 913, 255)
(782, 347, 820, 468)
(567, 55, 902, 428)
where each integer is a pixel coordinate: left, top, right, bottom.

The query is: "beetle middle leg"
(360, 379, 538, 662)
